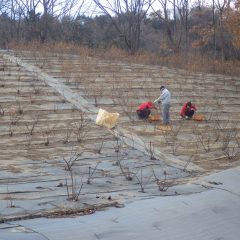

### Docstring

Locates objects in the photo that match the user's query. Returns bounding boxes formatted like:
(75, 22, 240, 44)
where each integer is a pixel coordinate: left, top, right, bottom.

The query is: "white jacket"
(154, 88, 171, 105)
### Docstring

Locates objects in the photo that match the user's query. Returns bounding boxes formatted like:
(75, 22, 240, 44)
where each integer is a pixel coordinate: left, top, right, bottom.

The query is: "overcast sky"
(33, 0, 221, 18)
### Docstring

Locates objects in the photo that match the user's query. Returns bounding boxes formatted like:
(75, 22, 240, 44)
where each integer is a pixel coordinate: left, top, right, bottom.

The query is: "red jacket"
(180, 102, 197, 117)
(137, 101, 155, 111)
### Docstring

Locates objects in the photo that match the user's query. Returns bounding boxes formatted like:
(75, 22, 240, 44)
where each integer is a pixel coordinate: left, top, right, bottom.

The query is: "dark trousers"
(185, 110, 194, 118)
(136, 109, 151, 119)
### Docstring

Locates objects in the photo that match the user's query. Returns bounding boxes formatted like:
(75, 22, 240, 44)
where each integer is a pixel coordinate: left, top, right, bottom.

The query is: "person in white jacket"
(154, 86, 171, 125)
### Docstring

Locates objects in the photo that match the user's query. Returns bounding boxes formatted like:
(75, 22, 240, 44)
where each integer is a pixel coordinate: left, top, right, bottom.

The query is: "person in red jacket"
(180, 101, 197, 119)
(136, 101, 156, 119)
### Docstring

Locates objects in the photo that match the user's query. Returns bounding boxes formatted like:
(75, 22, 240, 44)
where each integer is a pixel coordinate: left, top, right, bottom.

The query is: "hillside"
(0, 49, 239, 221)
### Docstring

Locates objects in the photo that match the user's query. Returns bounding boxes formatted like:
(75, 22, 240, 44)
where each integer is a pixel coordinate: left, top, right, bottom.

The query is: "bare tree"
(87, 161, 101, 184)
(5, 183, 16, 208)
(145, 141, 157, 160)
(112, 81, 136, 122)
(25, 114, 39, 136)
(175, 0, 190, 54)
(215, 0, 232, 60)
(221, 126, 240, 160)
(0, 104, 5, 116)
(212, 0, 217, 58)
(162, 124, 182, 155)
(39, 0, 85, 42)
(62, 149, 84, 201)
(41, 124, 55, 146)
(9, 0, 86, 42)
(93, 0, 154, 54)
(17, 0, 41, 40)
(62, 128, 72, 144)
(72, 111, 88, 143)
(135, 167, 145, 192)
(151, 0, 181, 52)
(62, 150, 83, 171)
(152, 168, 172, 192)
(0, 0, 9, 14)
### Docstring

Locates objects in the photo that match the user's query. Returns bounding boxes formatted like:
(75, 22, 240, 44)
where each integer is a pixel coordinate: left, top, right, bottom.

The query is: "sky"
(26, 0, 225, 18)
(81, 0, 219, 17)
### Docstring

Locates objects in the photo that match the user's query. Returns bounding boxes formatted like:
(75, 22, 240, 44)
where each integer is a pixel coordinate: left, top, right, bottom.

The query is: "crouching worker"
(180, 101, 197, 119)
(136, 101, 156, 120)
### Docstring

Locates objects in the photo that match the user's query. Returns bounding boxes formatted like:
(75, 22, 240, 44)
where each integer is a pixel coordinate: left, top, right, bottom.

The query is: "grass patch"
(8, 41, 240, 76)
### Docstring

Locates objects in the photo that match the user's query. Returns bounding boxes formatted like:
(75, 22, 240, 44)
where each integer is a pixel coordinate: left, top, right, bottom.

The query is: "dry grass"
(8, 41, 240, 76)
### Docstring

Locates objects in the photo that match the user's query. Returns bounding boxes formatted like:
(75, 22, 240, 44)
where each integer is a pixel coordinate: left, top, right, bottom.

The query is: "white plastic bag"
(96, 108, 119, 129)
